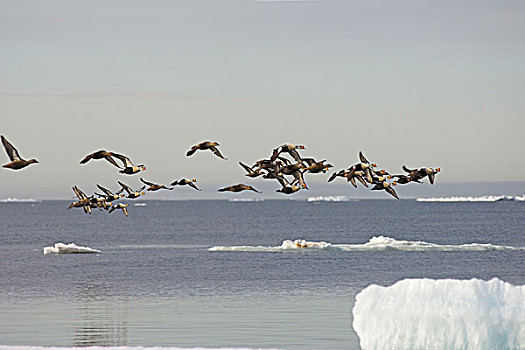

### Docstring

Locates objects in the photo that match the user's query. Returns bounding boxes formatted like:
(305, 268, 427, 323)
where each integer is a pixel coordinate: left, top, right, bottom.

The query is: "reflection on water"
(73, 277, 128, 346)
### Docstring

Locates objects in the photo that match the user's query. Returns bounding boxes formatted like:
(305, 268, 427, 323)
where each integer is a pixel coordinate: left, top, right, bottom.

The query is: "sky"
(1, 0, 524, 199)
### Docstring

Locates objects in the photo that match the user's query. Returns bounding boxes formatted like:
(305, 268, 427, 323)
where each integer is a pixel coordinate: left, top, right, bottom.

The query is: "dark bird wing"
(117, 181, 133, 195)
(188, 182, 201, 191)
(209, 146, 227, 159)
(186, 145, 198, 157)
(79, 152, 95, 164)
(239, 161, 254, 173)
(428, 172, 435, 185)
(218, 186, 232, 192)
(385, 186, 399, 199)
(96, 184, 112, 196)
(356, 176, 369, 188)
(249, 186, 261, 193)
(113, 153, 132, 167)
(140, 178, 155, 186)
(289, 149, 304, 165)
(402, 165, 415, 173)
(349, 176, 357, 188)
(109, 205, 116, 213)
(327, 172, 338, 182)
(270, 147, 282, 162)
(1, 135, 22, 161)
(359, 151, 370, 164)
(104, 155, 122, 168)
(301, 158, 316, 166)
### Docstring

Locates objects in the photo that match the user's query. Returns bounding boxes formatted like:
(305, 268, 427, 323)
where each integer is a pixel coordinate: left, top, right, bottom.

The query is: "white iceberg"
(43, 242, 101, 254)
(353, 278, 525, 350)
(307, 196, 351, 202)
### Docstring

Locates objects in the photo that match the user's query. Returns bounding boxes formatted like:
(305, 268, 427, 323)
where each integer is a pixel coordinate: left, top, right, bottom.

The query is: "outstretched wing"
(104, 155, 122, 168)
(402, 165, 415, 173)
(239, 161, 254, 174)
(428, 172, 435, 185)
(359, 151, 369, 164)
(112, 153, 132, 167)
(140, 178, 155, 186)
(117, 181, 132, 195)
(186, 145, 198, 157)
(1, 135, 21, 161)
(209, 146, 227, 160)
(188, 182, 201, 191)
(385, 186, 399, 199)
(289, 149, 304, 165)
(96, 184, 112, 196)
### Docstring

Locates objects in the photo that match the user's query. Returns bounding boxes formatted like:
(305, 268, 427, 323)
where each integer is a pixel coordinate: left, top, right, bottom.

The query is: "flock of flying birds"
(1, 135, 440, 217)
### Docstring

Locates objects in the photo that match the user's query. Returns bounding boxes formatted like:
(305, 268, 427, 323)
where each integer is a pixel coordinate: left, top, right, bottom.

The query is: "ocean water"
(0, 199, 524, 349)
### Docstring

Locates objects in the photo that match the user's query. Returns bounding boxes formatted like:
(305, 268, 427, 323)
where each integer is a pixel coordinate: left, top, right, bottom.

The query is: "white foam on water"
(416, 195, 525, 202)
(208, 236, 524, 252)
(0, 197, 41, 203)
(307, 196, 352, 202)
(43, 242, 101, 254)
(0, 347, 282, 350)
(352, 278, 525, 350)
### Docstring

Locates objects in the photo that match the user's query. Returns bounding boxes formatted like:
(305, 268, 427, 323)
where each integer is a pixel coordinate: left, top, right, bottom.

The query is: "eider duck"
(370, 181, 399, 199)
(109, 203, 129, 217)
(117, 181, 146, 199)
(270, 144, 305, 165)
(140, 178, 173, 191)
(96, 184, 125, 202)
(80, 150, 121, 168)
(186, 141, 227, 160)
(113, 154, 146, 175)
(1, 135, 38, 170)
(218, 184, 261, 193)
(171, 178, 201, 191)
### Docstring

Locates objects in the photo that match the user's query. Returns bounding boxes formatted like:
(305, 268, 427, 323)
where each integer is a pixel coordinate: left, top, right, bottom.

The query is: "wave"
(228, 198, 264, 202)
(0, 197, 41, 203)
(417, 195, 525, 202)
(43, 242, 101, 254)
(208, 236, 524, 252)
(353, 278, 525, 350)
(306, 196, 353, 202)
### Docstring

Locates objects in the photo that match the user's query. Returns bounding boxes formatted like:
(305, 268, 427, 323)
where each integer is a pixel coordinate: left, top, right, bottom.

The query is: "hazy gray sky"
(1, 0, 524, 199)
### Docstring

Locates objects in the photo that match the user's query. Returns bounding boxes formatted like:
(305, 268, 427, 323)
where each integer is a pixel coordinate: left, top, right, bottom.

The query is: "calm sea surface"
(0, 199, 524, 349)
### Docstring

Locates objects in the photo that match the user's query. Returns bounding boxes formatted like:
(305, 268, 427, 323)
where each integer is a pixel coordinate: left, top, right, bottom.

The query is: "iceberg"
(43, 242, 101, 254)
(307, 196, 351, 202)
(353, 278, 525, 350)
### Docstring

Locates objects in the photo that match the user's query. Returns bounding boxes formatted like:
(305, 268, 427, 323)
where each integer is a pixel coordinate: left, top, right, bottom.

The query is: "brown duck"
(218, 184, 261, 193)
(186, 141, 227, 160)
(140, 178, 174, 191)
(1, 135, 38, 170)
(171, 178, 201, 191)
(113, 154, 146, 175)
(80, 150, 122, 168)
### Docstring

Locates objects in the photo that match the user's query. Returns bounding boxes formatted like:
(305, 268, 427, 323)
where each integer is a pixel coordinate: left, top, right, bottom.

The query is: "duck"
(140, 178, 174, 191)
(270, 144, 305, 165)
(90, 196, 110, 211)
(95, 184, 125, 202)
(370, 181, 399, 199)
(67, 185, 92, 214)
(113, 154, 146, 175)
(80, 150, 122, 168)
(171, 178, 201, 191)
(109, 203, 129, 217)
(276, 179, 305, 194)
(390, 174, 422, 185)
(302, 158, 333, 174)
(117, 181, 146, 199)
(1, 135, 39, 170)
(218, 184, 261, 193)
(402, 166, 441, 185)
(186, 141, 227, 160)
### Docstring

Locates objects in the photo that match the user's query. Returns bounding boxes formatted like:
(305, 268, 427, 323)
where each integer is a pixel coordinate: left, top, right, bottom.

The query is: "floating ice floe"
(0, 197, 41, 203)
(307, 196, 351, 202)
(352, 278, 525, 350)
(43, 243, 101, 254)
(208, 236, 524, 252)
(416, 195, 525, 202)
